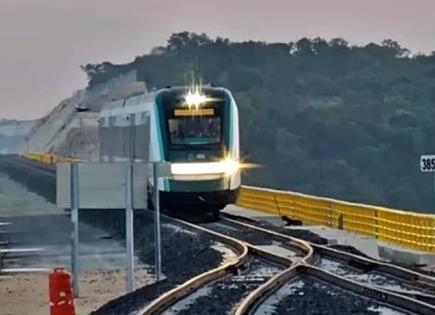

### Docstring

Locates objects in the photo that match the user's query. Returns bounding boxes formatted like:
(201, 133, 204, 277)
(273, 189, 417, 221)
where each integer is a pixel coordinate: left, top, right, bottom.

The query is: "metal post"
(125, 163, 134, 293)
(153, 163, 162, 281)
(70, 163, 79, 297)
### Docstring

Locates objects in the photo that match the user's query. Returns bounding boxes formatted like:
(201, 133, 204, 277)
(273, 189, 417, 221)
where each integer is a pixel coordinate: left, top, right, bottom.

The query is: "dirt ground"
(0, 268, 153, 315)
(0, 174, 155, 315)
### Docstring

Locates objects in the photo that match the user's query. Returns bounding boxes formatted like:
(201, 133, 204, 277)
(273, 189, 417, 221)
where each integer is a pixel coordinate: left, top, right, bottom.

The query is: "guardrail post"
(338, 213, 344, 230)
(273, 193, 282, 217)
(327, 201, 332, 227)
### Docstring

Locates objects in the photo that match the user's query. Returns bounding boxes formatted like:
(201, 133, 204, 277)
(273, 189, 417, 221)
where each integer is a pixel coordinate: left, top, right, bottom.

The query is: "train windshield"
(168, 116, 221, 145)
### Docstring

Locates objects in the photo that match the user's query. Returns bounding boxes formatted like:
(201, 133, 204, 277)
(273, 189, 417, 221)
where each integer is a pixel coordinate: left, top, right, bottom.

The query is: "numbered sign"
(420, 155, 435, 172)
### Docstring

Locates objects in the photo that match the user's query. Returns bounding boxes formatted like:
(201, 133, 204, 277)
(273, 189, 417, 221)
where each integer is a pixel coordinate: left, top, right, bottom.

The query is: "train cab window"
(168, 116, 221, 145)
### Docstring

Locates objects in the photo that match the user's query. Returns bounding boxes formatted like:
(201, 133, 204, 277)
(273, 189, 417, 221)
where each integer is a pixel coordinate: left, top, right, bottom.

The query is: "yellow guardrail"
(25, 152, 80, 165)
(24, 152, 435, 253)
(238, 186, 435, 253)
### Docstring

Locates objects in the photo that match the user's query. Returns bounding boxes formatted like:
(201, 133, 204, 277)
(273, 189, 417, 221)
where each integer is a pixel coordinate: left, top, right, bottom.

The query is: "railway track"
(162, 257, 283, 315)
(3, 156, 435, 314)
(221, 214, 435, 296)
(140, 213, 435, 315)
(139, 216, 313, 315)
(222, 213, 435, 315)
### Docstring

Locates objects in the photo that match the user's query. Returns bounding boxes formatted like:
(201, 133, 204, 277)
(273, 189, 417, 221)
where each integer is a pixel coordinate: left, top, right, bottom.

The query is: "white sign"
(420, 155, 435, 172)
(57, 163, 149, 209)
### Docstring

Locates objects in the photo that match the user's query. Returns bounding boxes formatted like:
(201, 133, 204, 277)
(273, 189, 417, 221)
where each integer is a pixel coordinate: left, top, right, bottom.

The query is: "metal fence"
(238, 186, 435, 253)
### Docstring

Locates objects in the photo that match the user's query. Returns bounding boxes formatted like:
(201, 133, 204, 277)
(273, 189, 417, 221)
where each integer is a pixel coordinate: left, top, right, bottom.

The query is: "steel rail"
(306, 265, 435, 315)
(313, 244, 435, 296)
(138, 217, 250, 315)
(139, 214, 311, 315)
(221, 213, 435, 314)
(222, 212, 435, 291)
(236, 263, 435, 315)
(7, 155, 434, 313)
(234, 263, 300, 315)
(220, 215, 316, 264)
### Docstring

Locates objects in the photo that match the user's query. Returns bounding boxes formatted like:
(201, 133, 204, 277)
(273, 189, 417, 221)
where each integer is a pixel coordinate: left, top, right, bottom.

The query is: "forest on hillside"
(81, 32, 435, 213)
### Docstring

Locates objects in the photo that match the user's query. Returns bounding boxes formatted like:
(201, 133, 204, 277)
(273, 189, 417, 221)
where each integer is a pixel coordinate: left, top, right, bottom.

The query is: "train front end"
(156, 86, 240, 212)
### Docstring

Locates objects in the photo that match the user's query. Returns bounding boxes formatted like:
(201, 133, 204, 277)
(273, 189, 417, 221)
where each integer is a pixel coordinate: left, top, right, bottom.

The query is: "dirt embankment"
(21, 70, 145, 161)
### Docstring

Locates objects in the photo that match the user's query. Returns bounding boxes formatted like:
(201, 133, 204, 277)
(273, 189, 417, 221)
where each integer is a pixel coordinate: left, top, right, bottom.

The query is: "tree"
(81, 33, 435, 213)
(167, 32, 211, 54)
(381, 39, 410, 57)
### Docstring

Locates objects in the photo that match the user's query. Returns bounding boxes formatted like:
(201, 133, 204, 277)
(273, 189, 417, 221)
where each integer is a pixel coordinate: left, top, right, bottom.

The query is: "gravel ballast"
(164, 258, 283, 315)
(317, 258, 425, 294)
(88, 212, 228, 315)
(256, 275, 413, 315)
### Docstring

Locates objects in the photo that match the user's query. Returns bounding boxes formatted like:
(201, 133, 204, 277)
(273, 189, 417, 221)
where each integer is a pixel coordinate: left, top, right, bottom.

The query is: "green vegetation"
(81, 32, 435, 213)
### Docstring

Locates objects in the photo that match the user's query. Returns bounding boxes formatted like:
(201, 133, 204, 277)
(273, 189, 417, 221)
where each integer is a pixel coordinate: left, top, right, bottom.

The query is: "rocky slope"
(20, 70, 145, 161)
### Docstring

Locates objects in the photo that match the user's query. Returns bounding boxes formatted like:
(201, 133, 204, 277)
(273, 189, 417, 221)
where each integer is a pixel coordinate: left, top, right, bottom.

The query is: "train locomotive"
(99, 85, 240, 213)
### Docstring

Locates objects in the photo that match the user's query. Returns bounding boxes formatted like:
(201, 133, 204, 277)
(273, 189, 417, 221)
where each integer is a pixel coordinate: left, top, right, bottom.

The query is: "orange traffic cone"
(49, 268, 76, 315)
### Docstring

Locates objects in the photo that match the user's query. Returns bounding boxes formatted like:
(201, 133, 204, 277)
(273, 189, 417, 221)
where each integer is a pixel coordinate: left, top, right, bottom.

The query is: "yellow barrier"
(24, 152, 80, 165)
(24, 152, 435, 253)
(238, 187, 279, 215)
(237, 186, 435, 254)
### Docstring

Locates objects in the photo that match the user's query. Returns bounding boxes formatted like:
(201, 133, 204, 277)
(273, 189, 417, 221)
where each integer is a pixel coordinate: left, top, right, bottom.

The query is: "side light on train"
(170, 159, 240, 176)
(220, 157, 240, 176)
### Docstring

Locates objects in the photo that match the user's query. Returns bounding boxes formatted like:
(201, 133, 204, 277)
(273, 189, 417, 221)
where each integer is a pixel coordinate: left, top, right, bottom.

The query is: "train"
(99, 85, 241, 213)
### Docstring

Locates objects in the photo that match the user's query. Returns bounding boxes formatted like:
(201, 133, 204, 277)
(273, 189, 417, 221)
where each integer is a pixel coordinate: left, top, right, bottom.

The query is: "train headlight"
(184, 90, 207, 108)
(170, 160, 240, 176)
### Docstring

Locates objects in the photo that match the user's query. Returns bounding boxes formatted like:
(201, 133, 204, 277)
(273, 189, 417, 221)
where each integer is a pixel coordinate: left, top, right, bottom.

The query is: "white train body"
(99, 86, 240, 211)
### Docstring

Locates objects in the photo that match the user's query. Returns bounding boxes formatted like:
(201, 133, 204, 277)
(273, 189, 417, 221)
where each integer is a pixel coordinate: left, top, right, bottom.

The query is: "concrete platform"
(223, 205, 435, 266)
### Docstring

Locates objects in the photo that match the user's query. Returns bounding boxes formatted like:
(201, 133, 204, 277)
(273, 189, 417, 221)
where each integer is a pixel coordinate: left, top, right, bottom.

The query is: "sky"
(1, 0, 435, 120)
